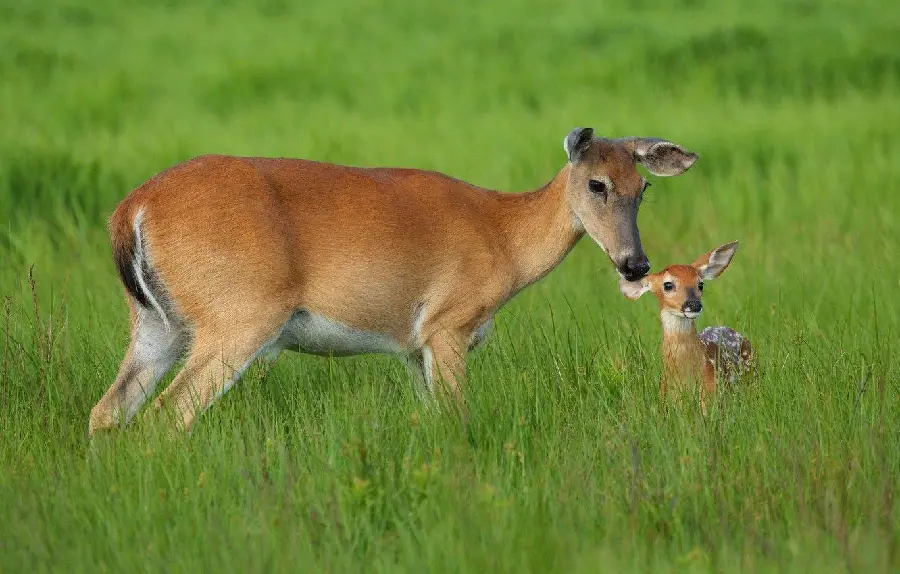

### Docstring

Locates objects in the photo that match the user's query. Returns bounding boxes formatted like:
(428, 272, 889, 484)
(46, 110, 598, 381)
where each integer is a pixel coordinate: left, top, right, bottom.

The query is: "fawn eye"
(698, 281, 704, 292)
(588, 179, 608, 200)
(663, 281, 675, 292)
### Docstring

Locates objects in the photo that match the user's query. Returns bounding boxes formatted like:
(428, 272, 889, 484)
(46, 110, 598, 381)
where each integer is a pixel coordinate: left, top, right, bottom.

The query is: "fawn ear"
(619, 137, 698, 176)
(619, 277, 650, 300)
(692, 241, 739, 280)
(564, 127, 594, 163)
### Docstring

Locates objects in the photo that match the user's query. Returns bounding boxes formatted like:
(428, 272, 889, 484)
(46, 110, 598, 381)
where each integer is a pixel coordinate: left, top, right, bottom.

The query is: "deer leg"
(89, 305, 184, 435)
(150, 318, 283, 433)
(422, 329, 469, 423)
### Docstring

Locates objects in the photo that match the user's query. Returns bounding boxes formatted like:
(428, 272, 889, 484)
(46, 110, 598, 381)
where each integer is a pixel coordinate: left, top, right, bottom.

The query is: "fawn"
(618, 241, 754, 409)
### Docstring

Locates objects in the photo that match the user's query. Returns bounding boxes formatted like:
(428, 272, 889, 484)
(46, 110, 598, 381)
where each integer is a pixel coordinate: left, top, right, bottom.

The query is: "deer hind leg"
(89, 304, 185, 435)
(150, 315, 286, 433)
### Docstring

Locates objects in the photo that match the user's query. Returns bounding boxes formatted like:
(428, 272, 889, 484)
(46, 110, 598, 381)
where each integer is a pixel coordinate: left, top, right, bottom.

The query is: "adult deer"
(88, 128, 697, 435)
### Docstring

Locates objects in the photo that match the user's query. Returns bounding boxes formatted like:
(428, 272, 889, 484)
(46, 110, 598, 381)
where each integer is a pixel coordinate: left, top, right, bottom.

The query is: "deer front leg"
(422, 329, 469, 423)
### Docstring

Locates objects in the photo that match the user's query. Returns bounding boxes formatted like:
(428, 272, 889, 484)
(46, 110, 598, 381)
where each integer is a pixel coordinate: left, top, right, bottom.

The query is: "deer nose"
(683, 300, 702, 314)
(618, 256, 650, 282)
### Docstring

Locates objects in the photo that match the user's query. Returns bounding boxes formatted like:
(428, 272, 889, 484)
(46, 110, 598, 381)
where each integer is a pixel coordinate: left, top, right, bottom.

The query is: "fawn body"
(619, 241, 754, 405)
(88, 128, 699, 435)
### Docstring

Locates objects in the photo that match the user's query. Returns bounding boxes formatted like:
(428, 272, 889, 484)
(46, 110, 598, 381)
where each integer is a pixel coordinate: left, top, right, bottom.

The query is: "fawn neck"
(659, 312, 706, 378)
(495, 164, 584, 293)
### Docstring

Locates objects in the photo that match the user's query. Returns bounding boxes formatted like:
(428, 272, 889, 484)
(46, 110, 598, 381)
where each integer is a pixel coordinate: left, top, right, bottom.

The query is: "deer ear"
(619, 277, 650, 300)
(692, 241, 739, 280)
(620, 137, 698, 176)
(564, 127, 594, 163)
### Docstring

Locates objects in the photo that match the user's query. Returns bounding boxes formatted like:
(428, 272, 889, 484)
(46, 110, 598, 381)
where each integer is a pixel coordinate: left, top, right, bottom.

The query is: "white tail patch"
(132, 209, 171, 331)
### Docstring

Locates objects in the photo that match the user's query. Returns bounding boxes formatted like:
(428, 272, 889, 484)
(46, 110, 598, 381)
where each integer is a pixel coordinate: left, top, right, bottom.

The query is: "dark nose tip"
(619, 257, 651, 282)
(683, 300, 702, 313)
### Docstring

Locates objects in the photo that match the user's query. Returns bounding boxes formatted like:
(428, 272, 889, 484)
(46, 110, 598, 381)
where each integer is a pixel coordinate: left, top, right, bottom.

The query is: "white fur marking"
(412, 303, 428, 347)
(660, 311, 694, 333)
(470, 317, 494, 349)
(123, 308, 182, 422)
(421, 345, 435, 392)
(262, 345, 282, 365)
(699, 325, 752, 383)
(276, 310, 404, 357)
(132, 209, 171, 331)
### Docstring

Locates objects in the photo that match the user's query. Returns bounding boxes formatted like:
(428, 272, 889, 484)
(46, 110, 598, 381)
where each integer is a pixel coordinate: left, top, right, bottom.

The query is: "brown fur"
(90, 132, 698, 435)
(619, 242, 754, 412)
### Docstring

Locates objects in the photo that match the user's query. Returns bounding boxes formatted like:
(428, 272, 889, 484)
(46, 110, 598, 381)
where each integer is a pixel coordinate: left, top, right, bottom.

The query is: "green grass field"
(1, 0, 898, 571)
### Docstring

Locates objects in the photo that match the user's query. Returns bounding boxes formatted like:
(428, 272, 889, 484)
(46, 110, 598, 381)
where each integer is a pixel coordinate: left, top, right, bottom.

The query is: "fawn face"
(618, 241, 739, 319)
(563, 128, 698, 282)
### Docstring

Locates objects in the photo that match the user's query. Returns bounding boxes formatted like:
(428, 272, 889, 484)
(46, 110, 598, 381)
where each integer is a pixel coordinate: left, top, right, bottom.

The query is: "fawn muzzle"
(682, 299, 702, 314)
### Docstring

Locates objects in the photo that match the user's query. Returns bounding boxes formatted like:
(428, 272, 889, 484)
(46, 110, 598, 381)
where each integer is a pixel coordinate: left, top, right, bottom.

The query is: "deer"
(88, 127, 699, 436)
(618, 241, 755, 411)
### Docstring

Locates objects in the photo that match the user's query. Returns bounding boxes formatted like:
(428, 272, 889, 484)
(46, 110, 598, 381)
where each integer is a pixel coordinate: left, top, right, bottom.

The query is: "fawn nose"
(683, 300, 702, 314)
(619, 256, 651, 282)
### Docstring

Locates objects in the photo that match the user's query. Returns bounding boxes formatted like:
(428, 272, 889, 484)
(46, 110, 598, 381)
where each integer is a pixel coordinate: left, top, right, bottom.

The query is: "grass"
(1, 0, 899, 571)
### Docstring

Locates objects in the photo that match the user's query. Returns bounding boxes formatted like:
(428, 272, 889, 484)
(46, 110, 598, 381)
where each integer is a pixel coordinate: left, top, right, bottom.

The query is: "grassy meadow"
(1, 0, 899, 571)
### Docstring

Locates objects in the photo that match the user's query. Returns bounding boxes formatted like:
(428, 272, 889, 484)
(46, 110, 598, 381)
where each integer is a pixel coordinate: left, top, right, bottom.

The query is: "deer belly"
(275, 309, 405, 357)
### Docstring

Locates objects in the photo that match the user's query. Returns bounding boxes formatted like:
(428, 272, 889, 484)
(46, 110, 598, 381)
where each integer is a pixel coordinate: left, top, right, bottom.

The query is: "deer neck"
(494, 164, 584, 294)
(660, 312, 705, 378)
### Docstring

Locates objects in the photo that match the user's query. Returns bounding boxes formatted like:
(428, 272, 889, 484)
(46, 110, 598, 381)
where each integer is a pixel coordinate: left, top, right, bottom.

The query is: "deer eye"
(588, 179, 608, 200)
(663, 281, 675, 292)
(698, 281, 704, 292)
